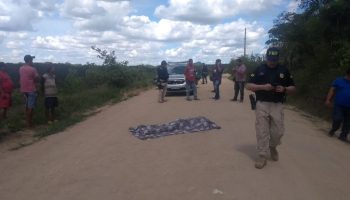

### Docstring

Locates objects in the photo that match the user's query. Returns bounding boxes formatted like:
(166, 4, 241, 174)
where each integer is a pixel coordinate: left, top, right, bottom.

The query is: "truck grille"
(168, 80, 185, 84)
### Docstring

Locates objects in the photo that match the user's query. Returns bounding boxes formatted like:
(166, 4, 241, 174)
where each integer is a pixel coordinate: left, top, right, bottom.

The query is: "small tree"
(91, 46, 128, 66)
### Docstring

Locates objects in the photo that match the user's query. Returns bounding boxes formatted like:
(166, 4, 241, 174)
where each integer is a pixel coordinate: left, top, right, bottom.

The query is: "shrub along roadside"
(0, 64, 155, 146)
(266, 0, 350, 121)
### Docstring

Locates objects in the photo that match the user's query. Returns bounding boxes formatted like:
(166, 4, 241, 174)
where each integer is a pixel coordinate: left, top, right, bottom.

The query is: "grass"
(0, 81, 154, 149)
(287, 95, 332, 121)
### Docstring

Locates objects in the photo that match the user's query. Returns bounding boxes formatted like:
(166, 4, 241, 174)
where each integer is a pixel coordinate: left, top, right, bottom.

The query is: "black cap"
(161, 60, 167, 66)
(266, 47, 279, 62)
(24, 55, 35, 63)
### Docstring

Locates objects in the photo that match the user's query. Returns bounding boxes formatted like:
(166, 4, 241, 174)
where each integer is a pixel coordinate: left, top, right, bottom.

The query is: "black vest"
(250, 64, 294, 103)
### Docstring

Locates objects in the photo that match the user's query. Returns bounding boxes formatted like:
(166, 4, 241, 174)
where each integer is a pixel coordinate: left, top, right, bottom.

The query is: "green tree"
(91, 46, 128, 66)
(266, 0, 350, 118)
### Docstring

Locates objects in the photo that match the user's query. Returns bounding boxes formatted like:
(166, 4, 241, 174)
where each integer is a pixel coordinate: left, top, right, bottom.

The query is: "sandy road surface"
(0, 77, 349, 200)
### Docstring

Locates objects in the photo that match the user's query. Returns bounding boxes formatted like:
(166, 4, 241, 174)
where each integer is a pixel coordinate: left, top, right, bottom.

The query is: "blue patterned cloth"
(129, 116, 221, 140)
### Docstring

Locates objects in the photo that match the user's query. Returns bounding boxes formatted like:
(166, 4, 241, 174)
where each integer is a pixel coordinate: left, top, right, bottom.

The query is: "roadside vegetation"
(2, 0, 349, 144)
(0, 47, 155, 142)
(266, 0, 350, 119)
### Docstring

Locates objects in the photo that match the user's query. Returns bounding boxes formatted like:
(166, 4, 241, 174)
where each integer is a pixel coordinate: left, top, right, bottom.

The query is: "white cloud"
(7, 16, 265, 64)
(287, 0, 299, 13)
(155, 0, 283, 24)
(11, 49, 23, 58)
(32, 35, 89, 51)
(29, 0, 59, 12)
(0, 32, 5, 43)
(177, 19, 266, 63)
(61, 0, 105, 19)
(62, 0, 132, 31)
(121, 17, 210, 42)
(0, 32, 29, 55)
(6, 41, 25, 49)
(165, 47, 186, 58)
(0, 1, 39, 31)
(0, 0, 274, 65)
(32, 36, 68, 50)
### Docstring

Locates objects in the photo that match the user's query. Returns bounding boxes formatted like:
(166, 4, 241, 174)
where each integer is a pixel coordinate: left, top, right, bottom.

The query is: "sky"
(0, 0, 299, 65)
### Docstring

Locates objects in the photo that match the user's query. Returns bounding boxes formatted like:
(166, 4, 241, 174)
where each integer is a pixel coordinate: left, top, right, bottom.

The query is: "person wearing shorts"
(19, 55, 39, 127)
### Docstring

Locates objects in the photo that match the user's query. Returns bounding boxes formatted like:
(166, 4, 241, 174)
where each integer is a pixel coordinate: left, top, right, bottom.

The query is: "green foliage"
(91, 46, 128, 66)
(0, 60, 156, 139)
(229, 55, 263, 74)
(267, 0, 350, 119)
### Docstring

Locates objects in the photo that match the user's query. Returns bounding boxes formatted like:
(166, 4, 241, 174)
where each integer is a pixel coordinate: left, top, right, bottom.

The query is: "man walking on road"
(246, 47, 296, 169)
(325, 67, 350, 143)
(184, 59, 199, 101)
(231, 58, 247, 102)
(19, 55, 39, 128)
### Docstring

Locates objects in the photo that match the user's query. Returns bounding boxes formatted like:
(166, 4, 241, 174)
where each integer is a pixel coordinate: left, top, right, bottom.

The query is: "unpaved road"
(0, 77, 349, 200)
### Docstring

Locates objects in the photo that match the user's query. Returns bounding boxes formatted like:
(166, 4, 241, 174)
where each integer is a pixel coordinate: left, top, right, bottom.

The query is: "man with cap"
(19, 55, 39, 127)
(246, 47, 296, 169)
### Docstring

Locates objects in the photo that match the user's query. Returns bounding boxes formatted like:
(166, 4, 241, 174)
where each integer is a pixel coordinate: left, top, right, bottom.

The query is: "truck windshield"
(168, 65, 185, 75)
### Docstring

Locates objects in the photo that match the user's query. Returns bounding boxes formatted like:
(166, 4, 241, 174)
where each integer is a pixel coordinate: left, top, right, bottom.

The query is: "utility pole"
(244, 28, 247, 57)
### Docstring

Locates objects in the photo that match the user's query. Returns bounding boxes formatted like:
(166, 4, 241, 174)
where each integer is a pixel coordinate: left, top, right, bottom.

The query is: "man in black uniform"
(246, 47, 296, 169)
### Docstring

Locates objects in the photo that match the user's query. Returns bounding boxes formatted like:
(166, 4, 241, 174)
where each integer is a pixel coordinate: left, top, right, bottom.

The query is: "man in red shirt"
(0, 62, 14, 119)
(184, 59, 199, 101)
(19, 55, 39, 127)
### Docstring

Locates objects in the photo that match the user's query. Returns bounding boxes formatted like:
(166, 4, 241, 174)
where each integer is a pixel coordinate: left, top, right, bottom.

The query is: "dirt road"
(0, 77, 349, 200)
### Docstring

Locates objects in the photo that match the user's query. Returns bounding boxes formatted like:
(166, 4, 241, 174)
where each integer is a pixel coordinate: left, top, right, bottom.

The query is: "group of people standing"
(156, 57, 247, 102)
(156, 47, 350, 169)
(0, 55, 58, 127)
(155, 47, 298, 169)
(184, 58, 231, 101)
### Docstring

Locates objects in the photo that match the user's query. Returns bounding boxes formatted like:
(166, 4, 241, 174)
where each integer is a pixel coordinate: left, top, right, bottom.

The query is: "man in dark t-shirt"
(157, 60, 169, 103)
(201, 64, 208, 84)
(246, 47, 296, 169)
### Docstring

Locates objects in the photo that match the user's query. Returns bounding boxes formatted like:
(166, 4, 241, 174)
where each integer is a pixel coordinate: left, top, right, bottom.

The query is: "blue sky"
(0, 0, 299, 65)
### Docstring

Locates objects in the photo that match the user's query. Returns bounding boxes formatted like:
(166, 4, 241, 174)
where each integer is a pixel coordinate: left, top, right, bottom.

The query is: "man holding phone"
(246, 47, 296, 169)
